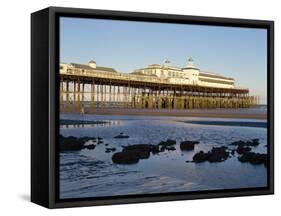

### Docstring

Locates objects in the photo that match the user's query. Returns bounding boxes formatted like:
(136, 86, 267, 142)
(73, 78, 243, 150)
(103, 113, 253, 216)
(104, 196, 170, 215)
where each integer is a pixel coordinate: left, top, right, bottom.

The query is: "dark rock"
(97, 137, 103, 140)
(114, 132, 130, 139)
(160, 146, 166, 152)
(80, 136, 96, 142)
(97, 140, 103, 144)
(238, 152, 267, 166)
(105, 147, 116, 153)
(112, 144, 159, 164)
(180, 140, 199, 151)
(112, 152, 139, 164)
(123, 144, 153, 152)
(125, 149, 150, 159)
(157, 139, 177, 152)
(105, 143, 109, 146)
(193, 151, 209, 163)
(166, 146, 176, 151)
(59, 135, 100, 151)
(231, 149, 235, 155)
(110, 147, 116, 151)
(122, 144, 153, 159)
(84, 144, 96, 150)
(236, 144, 251, 154)
(251, 138, 259, 145)
(192, 146, 229, 163)
(158, 139, 176, 146)
(151, 145, 161, 154)
(231, 140, 246, 146)
(231, 139, 259, 147)
(208, 147, 229, 162)
(60, 136, 85, 151)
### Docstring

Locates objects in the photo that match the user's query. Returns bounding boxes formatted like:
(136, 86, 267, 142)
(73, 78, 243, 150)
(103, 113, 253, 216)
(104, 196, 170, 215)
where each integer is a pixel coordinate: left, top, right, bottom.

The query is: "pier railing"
(64, 68, 169, 84)
(61, 68, 249, 91)
(59, 68, 258, 113)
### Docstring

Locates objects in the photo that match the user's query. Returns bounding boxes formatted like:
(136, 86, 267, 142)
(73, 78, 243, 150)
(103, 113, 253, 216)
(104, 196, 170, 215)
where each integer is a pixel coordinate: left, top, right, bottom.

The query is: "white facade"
(59, 63, 68, 73)
(88, 60, 97, 68)
(60, 58, 235, 89)
(132, 57, 235, 88)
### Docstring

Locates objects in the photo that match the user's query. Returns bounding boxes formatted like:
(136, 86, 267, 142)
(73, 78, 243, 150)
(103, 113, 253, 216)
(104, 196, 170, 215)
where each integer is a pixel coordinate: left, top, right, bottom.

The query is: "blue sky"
(60, 17, 267, 104)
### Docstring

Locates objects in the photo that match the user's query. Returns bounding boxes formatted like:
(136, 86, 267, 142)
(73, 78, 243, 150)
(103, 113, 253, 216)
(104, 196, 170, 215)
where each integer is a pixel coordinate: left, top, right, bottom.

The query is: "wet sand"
(73, 108, 267, 120)
(59, 113, 267, 198)
(183, 120, 267, 128)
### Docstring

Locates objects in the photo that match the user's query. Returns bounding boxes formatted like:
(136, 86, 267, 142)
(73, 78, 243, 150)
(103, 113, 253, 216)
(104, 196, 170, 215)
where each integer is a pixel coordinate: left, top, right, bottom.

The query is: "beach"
(59, 106, 268, 199)
(71, 107, 267, 120)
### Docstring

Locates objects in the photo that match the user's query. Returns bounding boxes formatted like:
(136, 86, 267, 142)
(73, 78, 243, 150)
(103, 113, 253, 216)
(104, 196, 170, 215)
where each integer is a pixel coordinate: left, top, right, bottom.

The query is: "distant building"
(132, 57, 235, 88)
(60, 58, 235, 89)
(60, 60, 117, 74)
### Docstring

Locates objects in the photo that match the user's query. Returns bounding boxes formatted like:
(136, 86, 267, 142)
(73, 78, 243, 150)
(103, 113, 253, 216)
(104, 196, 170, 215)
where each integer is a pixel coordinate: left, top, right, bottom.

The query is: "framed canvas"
(31, 6, 274, 208)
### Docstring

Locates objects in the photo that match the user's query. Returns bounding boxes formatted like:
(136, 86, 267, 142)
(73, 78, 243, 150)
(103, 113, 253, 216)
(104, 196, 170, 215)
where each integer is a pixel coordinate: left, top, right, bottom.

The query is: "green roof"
(70, 63, 117, 73)
(199, 72, 234, 80)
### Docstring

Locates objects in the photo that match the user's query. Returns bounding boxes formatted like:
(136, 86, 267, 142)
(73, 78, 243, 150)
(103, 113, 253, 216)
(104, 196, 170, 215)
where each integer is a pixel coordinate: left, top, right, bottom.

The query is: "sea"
(59, 106, 268, 199)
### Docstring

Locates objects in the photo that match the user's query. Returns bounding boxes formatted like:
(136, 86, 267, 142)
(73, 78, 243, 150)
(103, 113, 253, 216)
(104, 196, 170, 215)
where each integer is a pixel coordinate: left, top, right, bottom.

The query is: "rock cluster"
(192, 146, 229, 163)
(112, 144, 158, 164)
(230, 138, 267, 166)
(158, 139, 177, 151)
(180, 140, 200, 151)
(105, 147, 116, 153)
(231, 139, 259, 147)
(60, 135, 98, 151)
(236, 144, 251, 154)
(114, 132, 130, 139)
(158, 139, 176, 146)
(61, 133, 268, 168)
(238, 152, 267, 166)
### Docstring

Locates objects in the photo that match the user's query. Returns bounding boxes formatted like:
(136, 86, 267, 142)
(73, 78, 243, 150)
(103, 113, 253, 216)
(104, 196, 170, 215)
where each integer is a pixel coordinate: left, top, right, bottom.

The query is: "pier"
(60, 67, 259, 113)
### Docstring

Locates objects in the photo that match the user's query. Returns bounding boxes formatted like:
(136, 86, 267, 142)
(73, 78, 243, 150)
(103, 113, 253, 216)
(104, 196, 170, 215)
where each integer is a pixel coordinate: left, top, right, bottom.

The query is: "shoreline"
(60, 119, 109, 126)
(183, 120, 267, 128)
(61, 108, 267, 120)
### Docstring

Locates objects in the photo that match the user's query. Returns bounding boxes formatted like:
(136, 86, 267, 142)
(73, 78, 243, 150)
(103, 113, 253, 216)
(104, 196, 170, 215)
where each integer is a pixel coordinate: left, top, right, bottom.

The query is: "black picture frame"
(31, 6, 274, 208)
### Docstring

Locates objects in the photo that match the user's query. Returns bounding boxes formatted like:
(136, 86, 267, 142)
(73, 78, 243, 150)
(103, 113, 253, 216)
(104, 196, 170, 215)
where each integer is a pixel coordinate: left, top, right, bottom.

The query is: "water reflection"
(59, 114, 267, 199)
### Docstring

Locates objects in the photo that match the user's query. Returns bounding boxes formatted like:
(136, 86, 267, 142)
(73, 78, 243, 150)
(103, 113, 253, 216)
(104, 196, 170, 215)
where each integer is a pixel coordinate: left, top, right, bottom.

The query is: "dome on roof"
(182, 57, 200, 71)
(88, 60, 96, 68)
(148, 64, 161, 68)
(186, 57, 197, 69)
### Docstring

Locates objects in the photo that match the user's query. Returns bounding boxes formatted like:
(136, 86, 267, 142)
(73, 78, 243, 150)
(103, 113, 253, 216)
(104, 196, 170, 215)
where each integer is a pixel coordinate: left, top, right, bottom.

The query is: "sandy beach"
(71, 108, 267, 120)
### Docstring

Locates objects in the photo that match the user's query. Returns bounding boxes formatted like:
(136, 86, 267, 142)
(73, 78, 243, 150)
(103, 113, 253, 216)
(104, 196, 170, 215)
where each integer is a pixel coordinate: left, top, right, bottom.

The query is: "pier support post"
(66, 81, 70, 112)
(91, 80, 95, 112)
(100, 84, 103, 107)
(109, 83, 112, 104)
(148, 90, 153, 109)
(81, 83, 85, 113)
(158, 91, 162, 109)
(77, 80, 81, 112)
(117, 86, 120, 106)
(60, 79, 64, 112)
(73, 81, 76, 112)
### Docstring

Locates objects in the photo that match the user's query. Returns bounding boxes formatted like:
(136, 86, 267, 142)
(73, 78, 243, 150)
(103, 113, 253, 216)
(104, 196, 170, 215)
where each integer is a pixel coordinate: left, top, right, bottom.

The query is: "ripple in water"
(60, 114, 267, 199)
